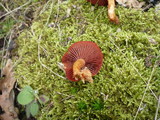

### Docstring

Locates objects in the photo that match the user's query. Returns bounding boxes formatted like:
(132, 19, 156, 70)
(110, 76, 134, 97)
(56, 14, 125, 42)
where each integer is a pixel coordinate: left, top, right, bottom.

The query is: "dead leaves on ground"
(0, 59, 19, 120)
(116, 0, 145, 9)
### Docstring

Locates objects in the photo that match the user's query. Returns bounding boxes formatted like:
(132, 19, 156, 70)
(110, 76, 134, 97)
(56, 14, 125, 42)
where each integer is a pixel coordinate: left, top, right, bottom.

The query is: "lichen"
(14, 0, 160, 119)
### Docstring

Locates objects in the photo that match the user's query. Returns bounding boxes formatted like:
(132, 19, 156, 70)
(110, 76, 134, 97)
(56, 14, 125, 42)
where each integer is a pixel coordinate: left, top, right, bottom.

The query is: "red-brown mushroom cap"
(86, 0, 108, 6)
(62, 41, 103, 81)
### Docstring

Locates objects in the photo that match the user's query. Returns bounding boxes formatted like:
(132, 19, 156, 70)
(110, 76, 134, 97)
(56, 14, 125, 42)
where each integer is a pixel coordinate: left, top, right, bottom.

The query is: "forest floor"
(0, 0, 160, 120)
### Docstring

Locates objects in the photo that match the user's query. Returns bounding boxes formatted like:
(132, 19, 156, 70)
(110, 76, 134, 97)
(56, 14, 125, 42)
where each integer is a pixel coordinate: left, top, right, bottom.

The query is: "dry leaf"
(0, 59, 19, 120)
(116, 0, 128, 7)
(116, 0, 145, 9)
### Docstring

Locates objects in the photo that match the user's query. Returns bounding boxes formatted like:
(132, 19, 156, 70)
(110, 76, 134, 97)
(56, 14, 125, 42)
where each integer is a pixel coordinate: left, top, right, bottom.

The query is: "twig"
(34, 0, 65, 80)
(45, 0, 54, 26)
(0, 0, 31, 19)
(109, 39, 159, 119)
(39, 0, 52, 15)
(133, 64, 156, 120)
(0, 2, 18, 21)
(142, 3, 154, 11)
(110, 39, 158, 100)
(36, 31, 66, 80)
(56, 92, 72, 97)
(55, 0, 60, 23)
(0, 30, 14, 77)
(61, 95, 74, 101)
(155, 96, 160, 120)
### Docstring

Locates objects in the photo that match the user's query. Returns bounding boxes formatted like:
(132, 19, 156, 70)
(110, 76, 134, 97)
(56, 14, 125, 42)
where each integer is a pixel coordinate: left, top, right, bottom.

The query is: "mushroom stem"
(108, 0, 119, 24)
(73, 59, 93, 83)
(73, 59, 85, 78)
(81, 67, 93, 83)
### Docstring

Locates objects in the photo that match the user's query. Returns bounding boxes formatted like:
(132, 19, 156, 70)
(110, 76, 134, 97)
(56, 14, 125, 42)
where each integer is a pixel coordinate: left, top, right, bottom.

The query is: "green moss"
(77, 101, 87, 111)
(91, 99, 104, 110)
(0, 18, 15, 38)
(14, 0, 160, 119)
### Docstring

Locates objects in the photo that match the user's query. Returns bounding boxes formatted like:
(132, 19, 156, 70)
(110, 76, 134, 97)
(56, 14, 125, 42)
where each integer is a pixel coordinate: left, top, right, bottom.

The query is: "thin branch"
(110, 39, 158, 100)
(155, 96, 160, 120)
(39, 0, 52, 15)
(36, 31, 66, 80)
(134, 64, 156, 120)
(0, 2, 18, 21)
(0, 0, 31, 19)
(0, 30, 14, 77)
(45, 0, 55, 26)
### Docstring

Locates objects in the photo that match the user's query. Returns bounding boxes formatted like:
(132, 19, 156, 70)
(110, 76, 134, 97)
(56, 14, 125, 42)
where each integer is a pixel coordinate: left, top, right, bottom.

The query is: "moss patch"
(14, 0, 160, 119)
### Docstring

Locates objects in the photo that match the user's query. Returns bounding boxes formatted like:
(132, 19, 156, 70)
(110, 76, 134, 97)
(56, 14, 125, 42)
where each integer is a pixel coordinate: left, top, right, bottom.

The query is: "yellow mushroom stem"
(73, 59, 93, 83)
(108, 0, 119, 24)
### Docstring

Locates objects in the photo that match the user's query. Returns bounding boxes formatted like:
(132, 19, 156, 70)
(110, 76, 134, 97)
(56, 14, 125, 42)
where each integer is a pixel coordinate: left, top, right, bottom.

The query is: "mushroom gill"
(62, 41, 103, 83)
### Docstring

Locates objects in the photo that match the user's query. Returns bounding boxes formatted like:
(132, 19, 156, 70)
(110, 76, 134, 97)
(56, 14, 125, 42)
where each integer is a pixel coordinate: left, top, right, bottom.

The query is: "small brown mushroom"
(62, 41, 103, 83)
(86, 0, 119, 24)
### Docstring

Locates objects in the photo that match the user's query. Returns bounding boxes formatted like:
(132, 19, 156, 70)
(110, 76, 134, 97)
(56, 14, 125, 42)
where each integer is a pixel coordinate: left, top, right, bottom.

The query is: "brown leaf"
(0, 59, 19, 120)
(116, 0, 145, 9)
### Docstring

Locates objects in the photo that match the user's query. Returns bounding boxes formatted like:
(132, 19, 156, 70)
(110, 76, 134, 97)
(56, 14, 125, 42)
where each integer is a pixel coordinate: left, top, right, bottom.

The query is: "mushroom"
(86, 0, 119, 24)
(62, 41, 103, 83)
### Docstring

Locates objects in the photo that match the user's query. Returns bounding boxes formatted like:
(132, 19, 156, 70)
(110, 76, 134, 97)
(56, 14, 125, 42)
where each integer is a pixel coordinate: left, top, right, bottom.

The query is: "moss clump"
(14, 0, 160, 119)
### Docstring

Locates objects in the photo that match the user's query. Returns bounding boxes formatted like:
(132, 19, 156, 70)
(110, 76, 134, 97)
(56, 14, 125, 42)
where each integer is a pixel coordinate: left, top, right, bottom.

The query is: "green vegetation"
(14, 0, 160, 119)
(0, 18, 15, 38)
(17, 86, 49, 118)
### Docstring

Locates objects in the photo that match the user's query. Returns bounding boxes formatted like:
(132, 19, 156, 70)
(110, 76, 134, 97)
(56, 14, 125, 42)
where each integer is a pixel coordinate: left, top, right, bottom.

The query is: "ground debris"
(0, 59, 19, 120)
(145, 55, 160, 67)
(116, 0, 145, 9)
